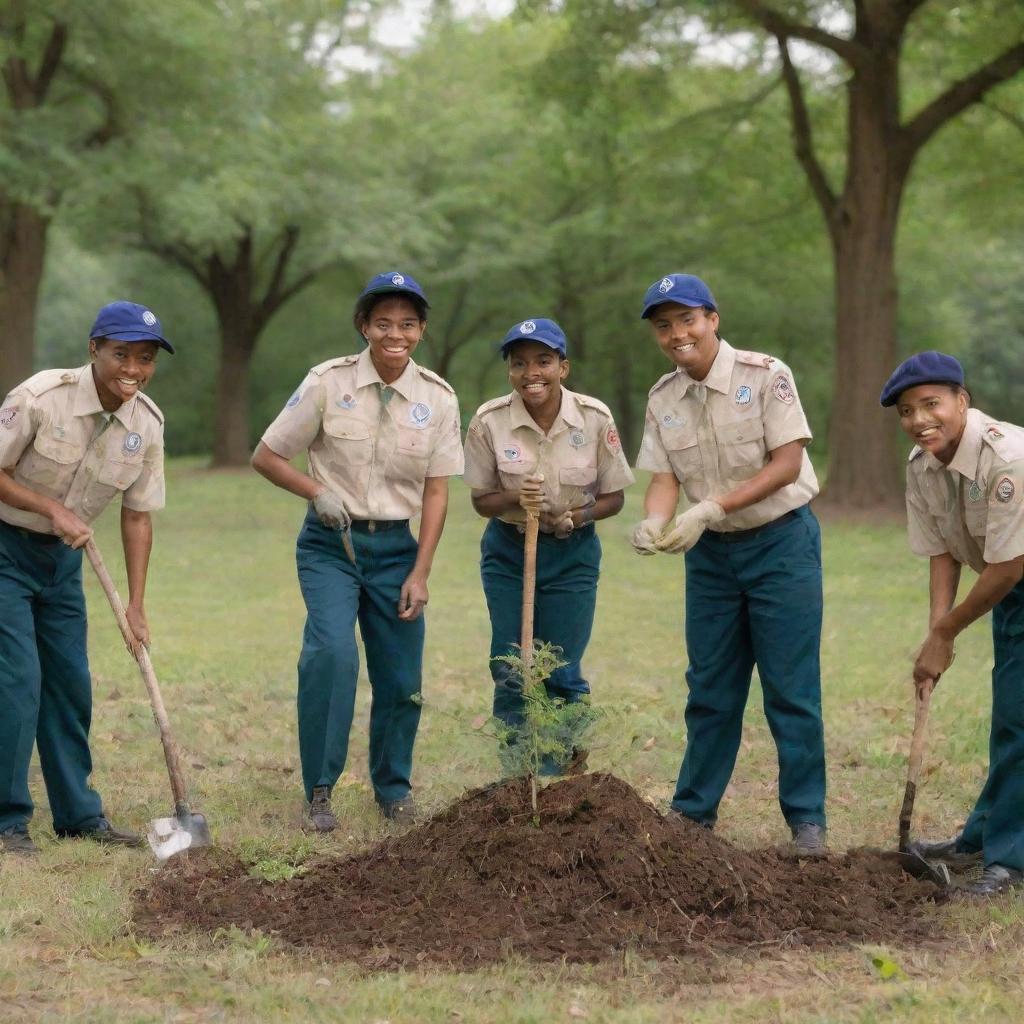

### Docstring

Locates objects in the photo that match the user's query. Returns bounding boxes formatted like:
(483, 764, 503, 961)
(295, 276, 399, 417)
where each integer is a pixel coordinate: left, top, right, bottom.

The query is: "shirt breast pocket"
(96, 459, 144, 490)
(395, 426, 432, 460)
(559, 466, 597, 487)
(323, 420, 373, 466)
(661, 426, 701, 478)
(497, 459, 530, 489)
(33, 432, 84, 466)
(25, 432, 84, 490)
(717, 417, 766, 480)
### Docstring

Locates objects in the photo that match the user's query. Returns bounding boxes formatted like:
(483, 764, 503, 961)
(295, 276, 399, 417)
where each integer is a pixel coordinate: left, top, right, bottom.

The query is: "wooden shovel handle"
(520, 512, 540, 671)
(85, 539, 189, 809)
(898, 679, 934, 852)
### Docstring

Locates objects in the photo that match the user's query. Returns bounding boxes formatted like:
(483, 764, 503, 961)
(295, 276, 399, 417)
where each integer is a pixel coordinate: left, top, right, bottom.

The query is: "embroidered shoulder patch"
(0, 407, 17, 428)
(995, 476, 1016, 504)
(605, 427, 620, 452)
(772, 376, 795, 404)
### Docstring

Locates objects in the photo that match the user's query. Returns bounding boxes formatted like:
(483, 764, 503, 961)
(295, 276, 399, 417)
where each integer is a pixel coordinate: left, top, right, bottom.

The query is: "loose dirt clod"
(134, 773, 943, 968)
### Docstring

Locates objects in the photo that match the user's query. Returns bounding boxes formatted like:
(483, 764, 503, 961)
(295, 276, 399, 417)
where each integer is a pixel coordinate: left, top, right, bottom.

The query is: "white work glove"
(312, 488, 351, 531)
(518, 475, 548, 517)
(656, 500, 726, 554)
(630, 516, 669, 555)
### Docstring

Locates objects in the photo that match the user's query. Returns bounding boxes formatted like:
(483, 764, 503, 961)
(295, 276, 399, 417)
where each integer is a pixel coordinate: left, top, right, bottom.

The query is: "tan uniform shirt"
(906, 408, 1024, 573)
(0, 366, 165, 534)
(636, 339, 819, 531)
(261, 348, 464, 520)
(463, 387, 635, 528)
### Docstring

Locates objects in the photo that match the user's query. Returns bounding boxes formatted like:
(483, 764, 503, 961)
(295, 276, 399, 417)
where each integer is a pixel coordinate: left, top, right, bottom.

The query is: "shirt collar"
(675, 339, 735, 396)
(73, 365, 136, 427)
(355, 347, 417, 401)
(509, 387, 581, 436)
(947, 408, 985, 479)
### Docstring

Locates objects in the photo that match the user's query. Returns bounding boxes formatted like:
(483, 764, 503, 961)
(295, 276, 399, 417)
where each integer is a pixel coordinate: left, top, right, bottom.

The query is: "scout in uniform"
(631, 274, 827, 855)
(252, 272, 463, 831)
(881, 352, 1024, 896)
(0, 301, 171, 856)
(463, 318, 634, 771)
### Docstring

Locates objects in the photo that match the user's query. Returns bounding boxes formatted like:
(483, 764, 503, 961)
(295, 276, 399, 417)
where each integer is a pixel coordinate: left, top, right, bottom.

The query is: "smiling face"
(359, 296, 426, 383)
(896, 383, 969, 464)
(89, 339, 160, 411)
(506, 340, 568, 419)
(648, 302, 720, 380)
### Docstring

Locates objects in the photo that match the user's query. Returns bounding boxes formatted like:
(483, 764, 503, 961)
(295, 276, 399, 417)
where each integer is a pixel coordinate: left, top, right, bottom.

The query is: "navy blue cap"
(640, 274, 717, 319)
(499, 318, 567, 359)
(89, 301, 174, 353)
(358, 270, 429, 308)
(879, 351, 964, 407)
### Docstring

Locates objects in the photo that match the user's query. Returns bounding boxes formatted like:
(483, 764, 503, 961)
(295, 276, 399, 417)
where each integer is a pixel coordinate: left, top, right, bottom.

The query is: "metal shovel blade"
(147, 811, 212, 862)
(897, 847, 951, 887)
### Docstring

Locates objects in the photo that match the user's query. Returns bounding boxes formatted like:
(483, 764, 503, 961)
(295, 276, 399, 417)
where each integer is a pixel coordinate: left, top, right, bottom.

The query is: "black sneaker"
(1, 826, 39, 857)
(961, 864, 1023, 897)
(791, 822, 828, 858)
(56, 817, 143, 848)
(907, 835, 982, 866)
(378, 797, 417, 826)
(304, 786, 337, 833)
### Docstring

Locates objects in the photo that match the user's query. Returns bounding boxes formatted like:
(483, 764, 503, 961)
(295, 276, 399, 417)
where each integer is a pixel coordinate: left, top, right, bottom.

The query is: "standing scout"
(252, 272, 463, 831)
(0, 301, 171, 856)
(463, 318, 634, 772)
(881, 352, 1024, 896)
(632, 274, 827, 855)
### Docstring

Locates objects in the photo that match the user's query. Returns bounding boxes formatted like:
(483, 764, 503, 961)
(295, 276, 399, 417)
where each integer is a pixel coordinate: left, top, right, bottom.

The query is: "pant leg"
(0, 536, 44, 833)
(741, 509, 827, 829)
(34, 547, 104, 831)
(480, 520, 530, 728)
(357, 524, 424, 805)
(671, 535, 755, 826)
(296, 514, 362, 801)
(961, 580, 1024, 870)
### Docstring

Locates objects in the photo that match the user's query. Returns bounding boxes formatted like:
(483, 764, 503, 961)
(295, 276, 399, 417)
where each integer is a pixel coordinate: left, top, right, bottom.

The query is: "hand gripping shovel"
(85, 539, 212, 860)
(896, 679, 950, 886)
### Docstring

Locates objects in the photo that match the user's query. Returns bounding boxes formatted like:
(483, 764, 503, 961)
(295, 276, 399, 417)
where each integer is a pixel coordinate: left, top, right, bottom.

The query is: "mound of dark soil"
(135, 773, 942, 968)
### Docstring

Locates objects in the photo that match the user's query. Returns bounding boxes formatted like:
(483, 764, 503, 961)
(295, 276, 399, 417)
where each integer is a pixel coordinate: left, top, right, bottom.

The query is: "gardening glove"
(631, 516, 669, 555)
(519, 474, 548, 518)
(656, 500, 726, 554)
(312, 488, 351, 531)
(549, 510, 575, 539)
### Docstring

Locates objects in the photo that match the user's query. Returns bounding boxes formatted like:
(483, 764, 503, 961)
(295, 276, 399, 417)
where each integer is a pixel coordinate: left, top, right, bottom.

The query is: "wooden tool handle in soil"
(520, 512, 540, 671)
(898, 679, 934, 852)
(85, 539, 190, 809)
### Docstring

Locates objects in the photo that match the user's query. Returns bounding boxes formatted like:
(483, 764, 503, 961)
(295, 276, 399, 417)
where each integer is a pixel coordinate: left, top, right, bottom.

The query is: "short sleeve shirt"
(0, 366, 166, 534)
(905, 408, 1024, 573)
(261, 348, 464, 520)
(635, 340, 819, 530)
(463, 387, 635, 528)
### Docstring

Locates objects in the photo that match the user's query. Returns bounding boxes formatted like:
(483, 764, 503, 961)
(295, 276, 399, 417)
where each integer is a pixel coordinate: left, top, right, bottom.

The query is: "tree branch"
(33, 20, 67, 100)
(901, 42, 1024, 159)
(775, 35, 837, 228)
(731, 0, 866, 66)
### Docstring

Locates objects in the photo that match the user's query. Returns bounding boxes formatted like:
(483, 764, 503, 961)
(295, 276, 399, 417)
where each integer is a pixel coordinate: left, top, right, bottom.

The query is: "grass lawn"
(2, 462, 1022, 1022)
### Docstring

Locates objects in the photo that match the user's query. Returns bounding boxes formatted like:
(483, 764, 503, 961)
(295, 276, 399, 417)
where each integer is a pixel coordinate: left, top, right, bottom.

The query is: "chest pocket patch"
(33, 432, 84, 465)
(395, 427, 431, 459)
(322, 420, 373, 466)
(96, 458, 144, 490)
(717, 417, 766, 479)
(661, 425, 701, 475)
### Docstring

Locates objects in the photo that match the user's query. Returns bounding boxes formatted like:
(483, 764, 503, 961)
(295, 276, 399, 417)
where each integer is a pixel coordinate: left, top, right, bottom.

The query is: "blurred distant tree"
(0, 1, 214, 397)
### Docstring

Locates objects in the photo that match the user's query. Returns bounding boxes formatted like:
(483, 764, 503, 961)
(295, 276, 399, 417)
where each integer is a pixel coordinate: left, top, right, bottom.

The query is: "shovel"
(896, 678, 949, 886)
(85, 539, 212, 860)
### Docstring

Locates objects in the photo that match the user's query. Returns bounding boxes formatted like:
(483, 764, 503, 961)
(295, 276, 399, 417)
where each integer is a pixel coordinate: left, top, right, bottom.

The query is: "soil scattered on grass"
(135, 773, 943, 968)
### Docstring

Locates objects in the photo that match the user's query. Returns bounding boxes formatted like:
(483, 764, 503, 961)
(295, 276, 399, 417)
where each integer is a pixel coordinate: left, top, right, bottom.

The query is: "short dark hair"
(352, 292, 428, 333)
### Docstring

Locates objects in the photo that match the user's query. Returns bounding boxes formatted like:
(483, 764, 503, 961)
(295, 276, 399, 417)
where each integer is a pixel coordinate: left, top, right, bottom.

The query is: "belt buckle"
(367, 520, 376, 534)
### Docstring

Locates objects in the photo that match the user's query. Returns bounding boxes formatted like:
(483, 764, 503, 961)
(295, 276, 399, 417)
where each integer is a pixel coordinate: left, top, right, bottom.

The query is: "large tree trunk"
(211, 317, 258, 467)
(0, 203, 49, 398)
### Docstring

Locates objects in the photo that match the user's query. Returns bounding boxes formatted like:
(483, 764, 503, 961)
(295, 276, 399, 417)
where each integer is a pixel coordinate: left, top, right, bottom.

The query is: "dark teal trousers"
(957, 578, 1024, 871)
(480, 518, 600, 728)
(0, 521, 104, 833)
(671, 506, 827, 829)
(295, 512, 424, 805)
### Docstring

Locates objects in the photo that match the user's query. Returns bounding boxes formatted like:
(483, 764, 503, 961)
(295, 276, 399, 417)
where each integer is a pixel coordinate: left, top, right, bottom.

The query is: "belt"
(496, 518, 595, 542)
(349, 519, 409, 533)
(0, 518, 62, 545)
(703, 507, 804, 545)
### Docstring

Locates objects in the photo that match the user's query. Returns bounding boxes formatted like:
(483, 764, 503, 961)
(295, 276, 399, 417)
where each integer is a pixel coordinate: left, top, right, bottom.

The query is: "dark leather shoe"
(304, 786, 337, 833)
(962, 864, 1023, 897)
(792, 822, 828, 857)
(907, 835, 982, 866)
(378, 796, 417, 826)
(1, 827, 39, 856)
(56, 817, 143, 847)
(666, 809, 713, 830)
